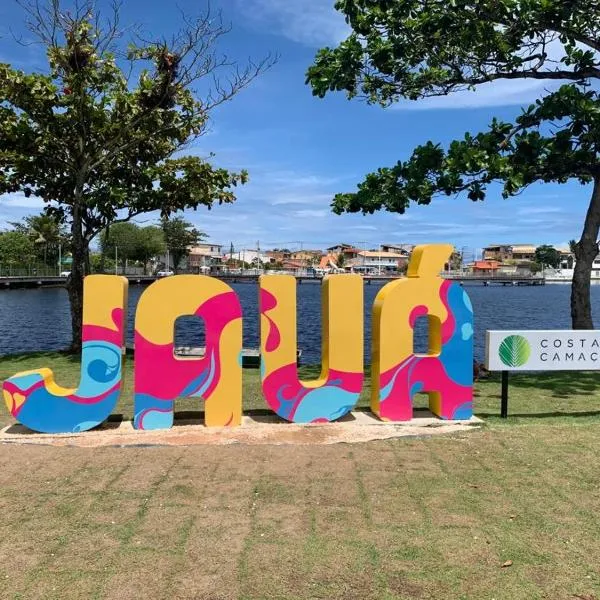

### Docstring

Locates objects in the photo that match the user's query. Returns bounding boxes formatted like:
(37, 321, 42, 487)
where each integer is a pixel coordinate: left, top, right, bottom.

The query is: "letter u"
(260, 274, 363, 423)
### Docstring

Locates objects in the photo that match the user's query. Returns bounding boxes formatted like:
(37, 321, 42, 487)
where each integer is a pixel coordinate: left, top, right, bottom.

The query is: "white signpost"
(486, 330, 600, 417)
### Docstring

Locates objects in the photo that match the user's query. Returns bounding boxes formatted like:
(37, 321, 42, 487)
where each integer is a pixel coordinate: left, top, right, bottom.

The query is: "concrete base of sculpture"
(0, 409, 483, 447)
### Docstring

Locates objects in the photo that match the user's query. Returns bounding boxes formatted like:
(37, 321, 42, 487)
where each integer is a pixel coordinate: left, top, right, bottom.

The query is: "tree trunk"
(67, 205, 87, 353)
(571, 176, 600, 329)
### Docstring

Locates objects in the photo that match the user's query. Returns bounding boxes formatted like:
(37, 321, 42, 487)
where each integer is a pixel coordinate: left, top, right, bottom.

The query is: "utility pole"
(58, 243, 62, 276)
(115, 246, 118, 275)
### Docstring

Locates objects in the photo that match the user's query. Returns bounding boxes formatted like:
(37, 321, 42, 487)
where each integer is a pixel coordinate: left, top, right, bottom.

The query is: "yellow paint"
(371, 244, 453, 417)
(82, 275, 129, 331)
(134, 275, 242, 427)
(260, 274, 363, 384)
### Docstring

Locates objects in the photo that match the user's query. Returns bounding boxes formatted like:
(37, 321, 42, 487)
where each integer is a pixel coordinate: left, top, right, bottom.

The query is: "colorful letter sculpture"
(371, 245, 473, 421)
(260, 274, 364, 423)
(2, 275, 128, 433)
(1, 244, 475, 434)
(133, 275, 242, 429)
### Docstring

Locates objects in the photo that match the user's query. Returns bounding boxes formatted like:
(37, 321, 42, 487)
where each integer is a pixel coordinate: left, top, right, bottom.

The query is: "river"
(0, 282, 598, 363)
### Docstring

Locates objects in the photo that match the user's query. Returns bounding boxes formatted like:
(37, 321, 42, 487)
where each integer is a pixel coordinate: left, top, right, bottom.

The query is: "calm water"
(0, 282, 598, 362)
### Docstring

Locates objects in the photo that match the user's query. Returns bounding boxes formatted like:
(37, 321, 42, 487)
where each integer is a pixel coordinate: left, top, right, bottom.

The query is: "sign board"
(486, 330, 600, 371)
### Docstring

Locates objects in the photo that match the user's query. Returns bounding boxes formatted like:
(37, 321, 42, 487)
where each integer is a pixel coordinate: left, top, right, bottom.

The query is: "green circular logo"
(498, 335, 531, 368)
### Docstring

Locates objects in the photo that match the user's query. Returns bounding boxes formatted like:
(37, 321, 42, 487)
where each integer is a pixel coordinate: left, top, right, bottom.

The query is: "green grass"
(2, 352, 600, 599)
(1, 351, 600, 427)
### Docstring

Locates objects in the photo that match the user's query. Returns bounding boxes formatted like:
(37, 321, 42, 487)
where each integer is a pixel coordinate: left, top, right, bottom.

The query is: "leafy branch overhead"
(307, 0, 600, 329)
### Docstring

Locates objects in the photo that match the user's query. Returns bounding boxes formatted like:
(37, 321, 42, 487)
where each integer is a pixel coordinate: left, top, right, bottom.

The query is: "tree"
(0, 230, 35, 270)
(10, 213, 67, 269)
(535, 245, 561, 269)
(0, 0, 275, 351)
(99, 222, 141, 272)
(307, 0, 600, 328)
(136, 226, 166, 275)
(161, 216, 204, 273)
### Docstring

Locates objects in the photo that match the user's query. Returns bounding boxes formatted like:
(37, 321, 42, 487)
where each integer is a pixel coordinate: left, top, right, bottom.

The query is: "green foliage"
(535, 245, 561, 268)
(161, 216, 204, 272)
(100, 222, 166, 274)
(9, 213, 67, 265)
(0, 0, 274, 349)
(0, 230, 35, 265)
(307, 0, 600, 327)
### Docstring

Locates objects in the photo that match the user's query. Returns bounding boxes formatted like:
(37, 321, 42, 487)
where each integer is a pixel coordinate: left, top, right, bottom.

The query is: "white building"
(347, 250, 406, 273)
(223, 249, 272, 266)
(158, 242, 223, 273)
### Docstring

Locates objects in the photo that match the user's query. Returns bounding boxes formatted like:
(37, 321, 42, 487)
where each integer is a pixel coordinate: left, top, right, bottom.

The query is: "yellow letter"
(133, 275, 242, 429)
(3, 275, 128, 433)
(371, 245, 473, 421)
(260, 274, 363, 422)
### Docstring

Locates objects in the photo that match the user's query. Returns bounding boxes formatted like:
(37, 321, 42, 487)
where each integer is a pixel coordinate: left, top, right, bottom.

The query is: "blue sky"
(0, 0, 593, 257)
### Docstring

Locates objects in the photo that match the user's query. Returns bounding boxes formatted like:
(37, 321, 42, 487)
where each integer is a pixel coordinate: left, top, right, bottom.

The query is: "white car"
(60, 271, 71, 277)
(156, 270, 174, 277)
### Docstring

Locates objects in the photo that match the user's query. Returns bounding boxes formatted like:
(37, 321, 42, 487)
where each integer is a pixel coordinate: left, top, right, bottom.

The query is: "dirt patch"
(0, 410, 483, 447)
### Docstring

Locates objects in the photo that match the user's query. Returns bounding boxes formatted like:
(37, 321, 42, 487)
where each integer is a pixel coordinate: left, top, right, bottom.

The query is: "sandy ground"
(0, 410, 483, 447)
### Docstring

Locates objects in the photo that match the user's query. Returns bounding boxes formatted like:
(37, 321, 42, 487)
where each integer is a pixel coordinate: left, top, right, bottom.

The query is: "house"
(471, 260, 502, 275)
(290, 250, 323, 265)
(380, 243, 413, 256)
(483, 244, 536, 263)
(223, 249, 272, 266)
(158, 242, 223, 273)
(347, 250, 406, 273)
(187, 242, 223, 272)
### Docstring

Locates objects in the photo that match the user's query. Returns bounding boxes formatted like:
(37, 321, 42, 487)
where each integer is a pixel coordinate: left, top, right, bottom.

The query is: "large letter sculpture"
(2, 275, 128, 433)
(133, 275, 242, 429)
(371, 245, 473, 421)
(260, 274, 363, 422)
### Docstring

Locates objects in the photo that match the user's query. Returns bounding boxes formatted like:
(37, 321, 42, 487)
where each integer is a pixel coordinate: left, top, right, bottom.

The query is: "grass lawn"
(1, 353, 600, 599)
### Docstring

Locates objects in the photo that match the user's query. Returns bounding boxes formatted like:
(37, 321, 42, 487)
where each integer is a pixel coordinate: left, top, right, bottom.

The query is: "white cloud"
(237, 0, 349, 46)
(293, 209, 329, 218)
(393, 78, 555, 110)
(517, 206, 564, 216)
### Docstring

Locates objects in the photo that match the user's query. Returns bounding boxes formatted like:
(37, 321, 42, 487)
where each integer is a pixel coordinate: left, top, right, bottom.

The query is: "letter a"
(3, 275, 128, 433)
(260, 274, 363, 422)
(372, 245, 473, 421)
(133, 275, 242, 429)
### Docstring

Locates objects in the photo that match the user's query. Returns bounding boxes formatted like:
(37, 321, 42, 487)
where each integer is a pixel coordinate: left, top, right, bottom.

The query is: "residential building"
(483, 244, 536, 263)
(347, 250, 406, 273)
(290, 250, 322, 264)
(223, 249, 272, 266)
(380, 243, 413, 256)
(471, 260, 502, 275)
(266, 250, 292, 262)
(187, 242, 223, 272)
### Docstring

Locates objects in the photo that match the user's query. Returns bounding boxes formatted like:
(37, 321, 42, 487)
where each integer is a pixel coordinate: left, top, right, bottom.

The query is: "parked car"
(60, 271, 71, 278)
(156, 270, 174, 277)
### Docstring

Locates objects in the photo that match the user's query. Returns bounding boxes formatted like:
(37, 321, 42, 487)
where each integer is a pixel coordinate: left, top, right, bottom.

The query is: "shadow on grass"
(0, 349, 78, 363)
(483, 371, 600, 398)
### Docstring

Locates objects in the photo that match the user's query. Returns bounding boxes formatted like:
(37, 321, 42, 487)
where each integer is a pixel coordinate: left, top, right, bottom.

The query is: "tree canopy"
(0, 0, 274, 350)
(535, 245, 561, 268)
(0, 230, 35, 268)
(307, 0, 600, 328)
(161, 216, 204, 272)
